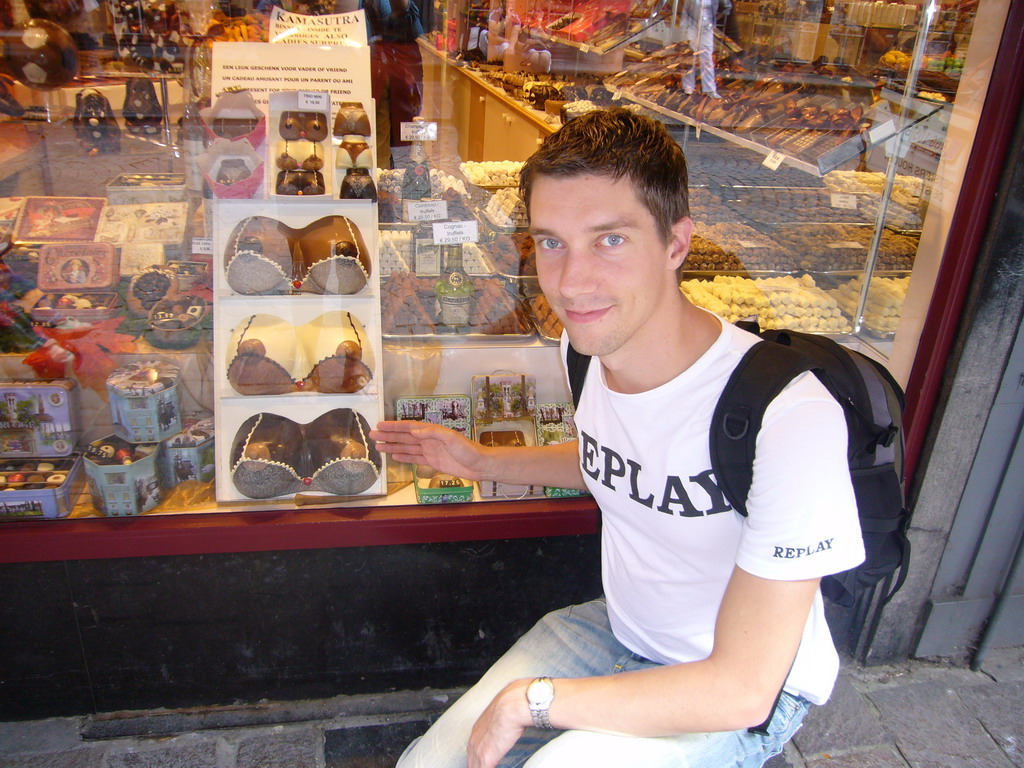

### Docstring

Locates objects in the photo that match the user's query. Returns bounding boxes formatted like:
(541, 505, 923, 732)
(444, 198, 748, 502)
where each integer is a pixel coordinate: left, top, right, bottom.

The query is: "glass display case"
(0, 0, 1012, 531)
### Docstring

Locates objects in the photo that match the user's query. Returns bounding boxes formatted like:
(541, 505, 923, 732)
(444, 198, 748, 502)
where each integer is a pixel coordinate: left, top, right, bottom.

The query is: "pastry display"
(486, 232, 536, 276)
(483, 188, 529, 229)
(230, 409, 381, 499)
(528, 292, 564, 341)
(827, 275, 910, 334)
(682, 235, 746, 272)
(380, 271, 530, 336)
(226, 311, 373, 396)
(693, 223, 786, 270)
(459, 161, 522, 187)
(681, 274, 851, 333)
(767, 224, 918, 271)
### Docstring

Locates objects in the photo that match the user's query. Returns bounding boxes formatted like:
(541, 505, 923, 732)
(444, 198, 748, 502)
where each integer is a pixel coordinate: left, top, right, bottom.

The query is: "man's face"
(530, 173, 691, 366)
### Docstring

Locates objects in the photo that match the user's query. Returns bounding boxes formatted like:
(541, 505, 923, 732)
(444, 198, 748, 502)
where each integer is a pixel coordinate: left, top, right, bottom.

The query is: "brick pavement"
(1, 647, 1020, 768)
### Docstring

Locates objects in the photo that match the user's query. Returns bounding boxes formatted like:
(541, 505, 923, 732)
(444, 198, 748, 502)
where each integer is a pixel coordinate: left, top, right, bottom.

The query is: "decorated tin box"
(535, 402, 588, 498)
(0, 454, 85, 520)
(106, 173, 187, 205)
(106, 360, 182, 443)
(84, 435, 162, 516)
(31, 242, 123, 324)
(0, 379, 79, 458)
(470, 373, 544, 500)
(160, 417, 215, 486)
(396, 395, 474, 504)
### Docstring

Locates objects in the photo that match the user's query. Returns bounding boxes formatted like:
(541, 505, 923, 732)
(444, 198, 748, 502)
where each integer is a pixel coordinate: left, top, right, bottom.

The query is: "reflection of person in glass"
(682, 0, 724, 98)
(360, 0, 425, 167)
(61, 258, 90, 285)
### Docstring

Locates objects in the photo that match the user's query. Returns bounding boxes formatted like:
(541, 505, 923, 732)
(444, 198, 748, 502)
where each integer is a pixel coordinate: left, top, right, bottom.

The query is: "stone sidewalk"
(1, 647, 1021, 768)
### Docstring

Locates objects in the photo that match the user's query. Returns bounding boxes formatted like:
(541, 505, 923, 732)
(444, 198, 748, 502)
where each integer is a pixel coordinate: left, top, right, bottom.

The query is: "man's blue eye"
(538, 238, 561, 250)
(602, 234, 624, 246)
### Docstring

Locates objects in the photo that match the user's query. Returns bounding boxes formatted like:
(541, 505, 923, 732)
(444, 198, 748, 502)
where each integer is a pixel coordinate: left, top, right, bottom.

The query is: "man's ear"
(667, 216, 693, 271)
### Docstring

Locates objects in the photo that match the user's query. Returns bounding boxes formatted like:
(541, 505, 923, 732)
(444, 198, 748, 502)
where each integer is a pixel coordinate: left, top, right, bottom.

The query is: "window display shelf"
(0, 492, 599, 564)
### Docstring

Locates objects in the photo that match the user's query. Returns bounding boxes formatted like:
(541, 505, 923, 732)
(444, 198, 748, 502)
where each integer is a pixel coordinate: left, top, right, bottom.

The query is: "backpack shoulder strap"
(566, 343, 592, 410)
(711, 340, 821, 517)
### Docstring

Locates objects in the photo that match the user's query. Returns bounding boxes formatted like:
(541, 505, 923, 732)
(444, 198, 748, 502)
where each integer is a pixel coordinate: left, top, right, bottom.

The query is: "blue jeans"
(397, 598, 809, 768)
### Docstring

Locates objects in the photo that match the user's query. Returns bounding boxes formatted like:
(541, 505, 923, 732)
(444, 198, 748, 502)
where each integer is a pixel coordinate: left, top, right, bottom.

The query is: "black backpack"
(566, 322, 911, 607)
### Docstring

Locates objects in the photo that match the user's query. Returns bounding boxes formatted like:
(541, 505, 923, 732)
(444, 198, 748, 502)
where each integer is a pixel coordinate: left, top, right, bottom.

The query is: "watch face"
(527, 677, 554, 708)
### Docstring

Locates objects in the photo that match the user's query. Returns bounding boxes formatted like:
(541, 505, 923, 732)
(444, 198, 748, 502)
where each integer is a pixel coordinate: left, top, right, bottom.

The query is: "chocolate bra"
(224, 215, 370, 295)
(275, 170, 326, 196)
(228, 311, 373, 396)
(277, 141, 324, 171)
(279, 111, 329, 142)
(231, 409, 381, 499)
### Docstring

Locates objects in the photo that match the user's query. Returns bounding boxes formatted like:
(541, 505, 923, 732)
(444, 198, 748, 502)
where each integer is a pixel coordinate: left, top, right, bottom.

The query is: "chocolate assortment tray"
(519, 278, 563, 343)
(381, 271, 534, 342)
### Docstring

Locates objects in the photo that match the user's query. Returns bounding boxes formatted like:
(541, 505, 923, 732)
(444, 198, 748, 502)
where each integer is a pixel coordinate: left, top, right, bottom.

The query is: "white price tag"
(400, 121, 438, 142)
(830, 193, 858, 210)
(579, 43, 591, 53)
(407, 199, 449, 222)
(828, 241, 865, 249)
(432, 220, 478, 245)
(192, 237, 213, 255)
(869, 120, 896, 145)
(299, 91, 329, 111)
(762, 150, 785, 170)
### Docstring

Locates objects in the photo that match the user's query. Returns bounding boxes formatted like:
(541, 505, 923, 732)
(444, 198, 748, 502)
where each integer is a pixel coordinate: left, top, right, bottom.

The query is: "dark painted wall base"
(0, 536, 602, 720)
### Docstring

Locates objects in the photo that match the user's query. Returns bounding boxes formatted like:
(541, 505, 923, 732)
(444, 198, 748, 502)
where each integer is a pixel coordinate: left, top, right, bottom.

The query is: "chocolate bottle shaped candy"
(400, 118, 431, 202)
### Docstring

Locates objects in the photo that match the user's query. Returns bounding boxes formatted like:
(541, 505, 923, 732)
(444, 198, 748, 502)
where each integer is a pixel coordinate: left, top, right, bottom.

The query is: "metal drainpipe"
(971, 523, 1024, 671)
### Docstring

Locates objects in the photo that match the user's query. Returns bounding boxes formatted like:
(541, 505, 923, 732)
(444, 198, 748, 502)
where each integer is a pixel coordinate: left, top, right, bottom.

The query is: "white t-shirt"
(564, 316, 865, 705)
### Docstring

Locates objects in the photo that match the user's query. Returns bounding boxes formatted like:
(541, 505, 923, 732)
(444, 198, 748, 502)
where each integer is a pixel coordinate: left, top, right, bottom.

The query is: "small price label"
(762, 150, 785, 170)
(400, 121, 438, 142)
(828, 241, 865, 250)
(579, 43, 591, 53)
(299, 91, 329, 111)
(830, 193, 858, 210)
(191, 237, 213, 255)
(432, 220, 478, 245)
(406, 199, 449, 222)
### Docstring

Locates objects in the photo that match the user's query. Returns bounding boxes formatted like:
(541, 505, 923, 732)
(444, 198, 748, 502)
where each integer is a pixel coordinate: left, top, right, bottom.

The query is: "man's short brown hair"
(519, 108, 690, 244)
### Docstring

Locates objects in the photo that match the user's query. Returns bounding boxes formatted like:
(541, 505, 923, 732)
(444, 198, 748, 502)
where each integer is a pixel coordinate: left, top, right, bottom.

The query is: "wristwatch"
(526, 676, 555, 729)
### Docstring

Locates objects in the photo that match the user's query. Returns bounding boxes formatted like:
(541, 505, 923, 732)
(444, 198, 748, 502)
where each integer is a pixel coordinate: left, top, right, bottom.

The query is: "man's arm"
(370, 420, 587, 490)
(467, 566, 819, 768)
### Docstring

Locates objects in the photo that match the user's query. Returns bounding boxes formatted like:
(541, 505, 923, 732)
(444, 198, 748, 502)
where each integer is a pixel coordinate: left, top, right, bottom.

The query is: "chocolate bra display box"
(106, 173, 187, 206)
(84, 435, 162, 516)
(105, 361, 182, 443)
(30, 242, 124, 324)
(535, 402, 587, 498)
(0, 379, 79, 458)
(0, 454, 85, 520)
(396, 395, 474, 504)
(471, 373, 545, 500)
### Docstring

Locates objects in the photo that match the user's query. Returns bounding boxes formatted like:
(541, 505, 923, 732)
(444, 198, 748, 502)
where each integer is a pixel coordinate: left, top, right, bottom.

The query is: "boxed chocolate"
(0, 379, 79, 458)
(94, 201, 189, 259)
(105, 173, 187, 206)
(396, 395, 474, 504)
(106, 361, 182, 443)
(30, 242, 124, 324)
(0, 454, 85, 520)
(84, 435, 163, 516)
(160, 417, 215, 486)
(535, 402, 588, 498)
(471, 373, 545, 500)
